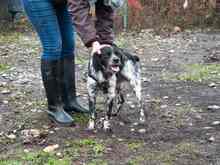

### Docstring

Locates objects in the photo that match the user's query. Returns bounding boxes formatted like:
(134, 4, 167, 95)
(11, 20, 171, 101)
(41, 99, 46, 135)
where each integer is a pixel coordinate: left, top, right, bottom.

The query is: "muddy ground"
(1, 28, 220, 165)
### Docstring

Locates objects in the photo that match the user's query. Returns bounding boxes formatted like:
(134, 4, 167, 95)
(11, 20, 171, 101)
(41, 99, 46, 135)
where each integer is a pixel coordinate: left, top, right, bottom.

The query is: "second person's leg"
(56, 5, 89, 113)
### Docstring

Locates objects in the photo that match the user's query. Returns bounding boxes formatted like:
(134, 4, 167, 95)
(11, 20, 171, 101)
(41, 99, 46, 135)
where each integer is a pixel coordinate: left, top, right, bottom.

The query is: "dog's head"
(92, 46, 121, 74)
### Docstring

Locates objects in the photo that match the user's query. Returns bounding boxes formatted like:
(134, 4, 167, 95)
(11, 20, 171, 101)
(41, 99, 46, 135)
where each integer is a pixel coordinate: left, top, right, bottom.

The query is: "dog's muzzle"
(110, 57, 121, 72)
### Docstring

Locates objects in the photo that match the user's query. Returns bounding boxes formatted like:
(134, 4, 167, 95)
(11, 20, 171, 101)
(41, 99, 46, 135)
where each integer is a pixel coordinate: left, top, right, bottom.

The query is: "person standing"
(22, 0, 89, 126)
(68, 0, 124, 53)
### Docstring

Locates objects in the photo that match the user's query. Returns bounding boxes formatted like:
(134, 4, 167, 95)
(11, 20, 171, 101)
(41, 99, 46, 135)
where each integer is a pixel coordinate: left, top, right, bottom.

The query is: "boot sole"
(48, 115, 75, 127)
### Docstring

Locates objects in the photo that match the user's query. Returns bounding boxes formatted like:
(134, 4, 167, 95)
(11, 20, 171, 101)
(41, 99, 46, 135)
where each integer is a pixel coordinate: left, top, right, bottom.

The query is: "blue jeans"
(22, 0, 75, 60)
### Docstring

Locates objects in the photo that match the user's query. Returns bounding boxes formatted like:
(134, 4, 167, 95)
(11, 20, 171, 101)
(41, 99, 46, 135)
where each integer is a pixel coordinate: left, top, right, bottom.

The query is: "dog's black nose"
(113, 58, 120, 64)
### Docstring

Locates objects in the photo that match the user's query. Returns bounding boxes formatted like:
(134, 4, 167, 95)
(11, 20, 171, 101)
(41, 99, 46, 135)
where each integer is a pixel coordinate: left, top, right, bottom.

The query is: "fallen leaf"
(43, 144, 59, 153)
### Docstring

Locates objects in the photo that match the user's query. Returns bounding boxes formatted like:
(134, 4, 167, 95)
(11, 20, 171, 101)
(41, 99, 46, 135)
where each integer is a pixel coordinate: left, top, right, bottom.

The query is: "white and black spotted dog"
(87, 45, 146, 131)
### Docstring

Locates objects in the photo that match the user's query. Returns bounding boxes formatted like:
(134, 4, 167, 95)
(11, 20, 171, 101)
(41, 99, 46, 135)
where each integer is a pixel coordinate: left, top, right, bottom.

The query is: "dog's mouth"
(110, 64, 120, 72)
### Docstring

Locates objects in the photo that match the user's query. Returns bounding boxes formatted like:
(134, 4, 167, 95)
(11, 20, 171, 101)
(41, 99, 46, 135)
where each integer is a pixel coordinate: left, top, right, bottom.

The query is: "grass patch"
(0, 29, 39, 53)
(163, 64, 220, 82)
(29, 100, 47, 109)
(178, 64, 220, 82)
(115, 34, 129, 48)
(0, 32, 23, 44)
(78, 139, 105, 156)
(173, 105, 195, 128)
(0, 151, 71, 165)
(22, 151, 70, 165)
(0, 64, 10, 73)
(75, 56, 88, 65)
(128, 142, 201, 165)
(127, 141, 143, 151)
(74, 113, 89, 125)
(64, 138, 105, 160)
(0, 160, 22, 165)
(127, 156, 145, 165)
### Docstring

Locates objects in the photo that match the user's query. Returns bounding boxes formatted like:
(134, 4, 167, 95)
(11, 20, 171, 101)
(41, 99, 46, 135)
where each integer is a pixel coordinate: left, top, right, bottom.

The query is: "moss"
(0, 64, 10, 73)
(0, 151, 71, 165)
(22, 151, 70, 165)
(64, 138, 106, 160)
(75, 56, 88, 65)
(127, 141, 143, 151)
(74, 114, 89, 125)
(0, 160, 23, 165)
(0, 32, 22, 44)
(127, 156, 145, 165)
(115, 34, 129, 48)
(173, 105, 195, 128)
(128, 142, 201, 165)
(163, 64, 220, 82)
(178, 64, 220, 82)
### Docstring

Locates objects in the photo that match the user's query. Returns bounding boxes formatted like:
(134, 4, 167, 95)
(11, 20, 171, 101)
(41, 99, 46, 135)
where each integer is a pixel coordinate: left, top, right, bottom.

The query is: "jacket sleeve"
(95, 0, 114, 45)
(68, 0, 98, 47)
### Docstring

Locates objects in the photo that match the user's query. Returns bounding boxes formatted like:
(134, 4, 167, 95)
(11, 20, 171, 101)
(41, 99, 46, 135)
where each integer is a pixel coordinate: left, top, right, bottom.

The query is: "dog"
(87, 45, 146, 131)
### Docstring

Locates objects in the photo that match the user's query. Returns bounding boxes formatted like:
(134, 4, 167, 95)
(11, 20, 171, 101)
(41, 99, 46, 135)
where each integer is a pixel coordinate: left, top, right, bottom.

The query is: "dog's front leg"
(130, 75, 146, 123)
(103, 76, 117, 132)
(87, 77, 97, 130)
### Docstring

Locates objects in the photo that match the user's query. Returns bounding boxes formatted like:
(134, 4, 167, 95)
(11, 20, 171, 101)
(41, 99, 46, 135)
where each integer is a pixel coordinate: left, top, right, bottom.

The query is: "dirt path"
(1, 29, 220, 165)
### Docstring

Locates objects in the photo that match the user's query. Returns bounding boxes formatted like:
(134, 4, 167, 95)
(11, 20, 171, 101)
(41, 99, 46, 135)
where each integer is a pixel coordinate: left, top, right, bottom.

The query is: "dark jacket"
(68, 0, 114, 47)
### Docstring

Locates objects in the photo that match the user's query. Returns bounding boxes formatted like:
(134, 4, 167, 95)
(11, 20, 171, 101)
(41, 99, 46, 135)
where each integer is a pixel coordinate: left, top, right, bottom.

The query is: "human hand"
(91, 41, 112, 55)
(91, 41, 101, 55)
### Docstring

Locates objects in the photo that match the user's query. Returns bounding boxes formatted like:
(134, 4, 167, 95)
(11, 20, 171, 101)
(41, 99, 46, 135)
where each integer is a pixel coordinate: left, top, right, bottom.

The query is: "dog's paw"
(87, 119, 95, 130)
(96, 117, 105, 129)
(103, 120, 112, 132)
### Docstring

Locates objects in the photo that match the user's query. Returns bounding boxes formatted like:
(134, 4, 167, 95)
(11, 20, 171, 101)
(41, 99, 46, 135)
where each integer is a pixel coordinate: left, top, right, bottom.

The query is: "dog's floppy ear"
(112, 44, 140, 63)
(92, 53, 102, 72)
(123, 51, 140, 63)
(113, 45, 127, 64)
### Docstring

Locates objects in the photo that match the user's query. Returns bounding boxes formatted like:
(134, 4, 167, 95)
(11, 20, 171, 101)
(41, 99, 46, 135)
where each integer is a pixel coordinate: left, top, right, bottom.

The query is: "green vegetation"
(0, 64, 10, 73)
(178, 64, 220, 82)
(74, 113, 89, 125)
(127, 141, 143, 151)
(127, 142, 200, 165)
(64, 138, 106, 160)
(163, 64, 220, 82)
(75, 56, 88, 65)
(79, 139, 105, 156)
(0, 32, 22, 44)
(22, 151, 70, 165)
(127, 156, 145, 165)
(174, 105, 195, 128)
(115, 34, 129, 48)
(0, 151, 71, 165)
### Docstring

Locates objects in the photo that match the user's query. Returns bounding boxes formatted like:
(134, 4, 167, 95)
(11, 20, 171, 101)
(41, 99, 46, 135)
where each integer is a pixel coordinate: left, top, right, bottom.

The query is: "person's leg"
(22, 0, 74, 125)
(56, 5, 89, 113)
(22, 0, 62, 60)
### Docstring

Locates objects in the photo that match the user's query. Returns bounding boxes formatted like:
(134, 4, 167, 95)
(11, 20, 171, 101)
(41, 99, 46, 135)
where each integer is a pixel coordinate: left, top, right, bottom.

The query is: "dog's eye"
(102, 52, 111, 58)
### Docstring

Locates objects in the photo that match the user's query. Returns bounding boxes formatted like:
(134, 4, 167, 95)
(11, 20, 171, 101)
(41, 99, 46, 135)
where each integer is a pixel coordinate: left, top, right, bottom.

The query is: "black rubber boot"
(41, 59, 74, 126)
(61, 56, 89, 113)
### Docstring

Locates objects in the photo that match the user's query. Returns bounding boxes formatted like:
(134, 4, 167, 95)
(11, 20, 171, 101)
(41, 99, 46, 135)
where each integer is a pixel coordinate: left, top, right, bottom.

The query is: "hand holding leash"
(91, 41, 111, 55)
(92, 41, 102, 55)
